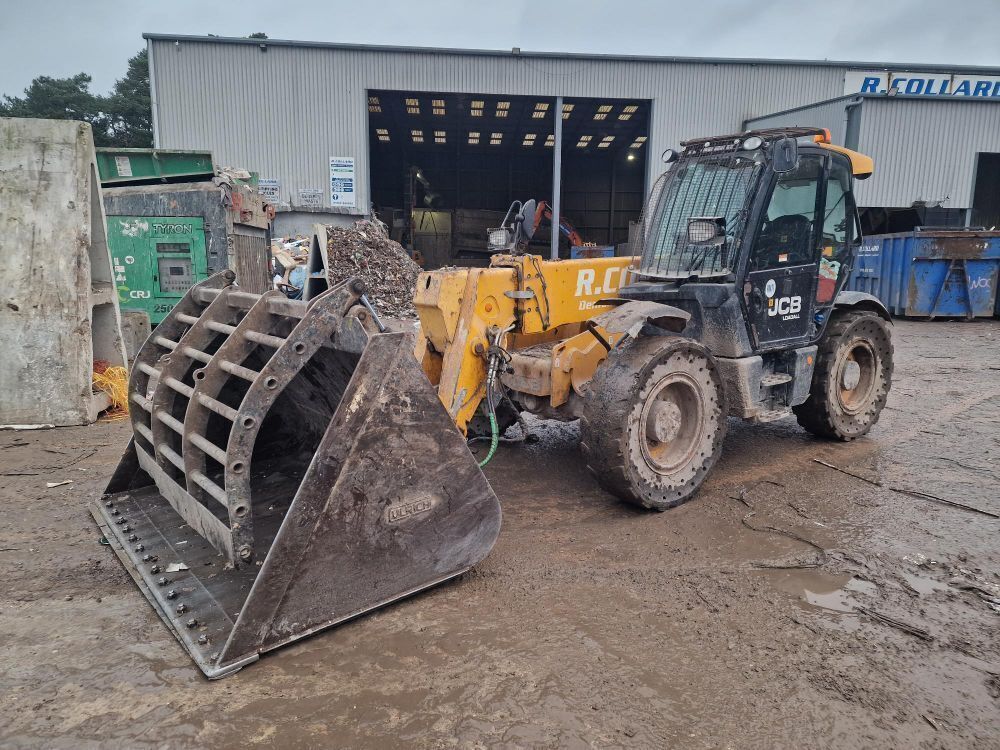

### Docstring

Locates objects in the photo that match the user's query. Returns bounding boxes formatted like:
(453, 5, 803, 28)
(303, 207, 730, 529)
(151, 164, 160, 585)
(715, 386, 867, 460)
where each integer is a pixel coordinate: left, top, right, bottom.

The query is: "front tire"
(580, 337, 727, 511)
(793, 309, 893, 440)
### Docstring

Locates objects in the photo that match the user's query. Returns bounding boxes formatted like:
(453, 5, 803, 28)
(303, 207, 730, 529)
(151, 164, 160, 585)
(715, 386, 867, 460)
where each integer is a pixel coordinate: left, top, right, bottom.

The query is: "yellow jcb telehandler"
(93, 128, 892, 677)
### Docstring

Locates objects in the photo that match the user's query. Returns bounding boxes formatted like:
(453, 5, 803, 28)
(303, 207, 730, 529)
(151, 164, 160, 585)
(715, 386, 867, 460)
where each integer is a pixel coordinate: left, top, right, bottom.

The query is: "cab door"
(744, 154, 824, 350)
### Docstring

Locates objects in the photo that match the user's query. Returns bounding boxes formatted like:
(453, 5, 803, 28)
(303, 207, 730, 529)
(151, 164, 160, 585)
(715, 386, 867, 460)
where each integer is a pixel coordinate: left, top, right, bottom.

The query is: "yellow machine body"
(415, 254, 636, 432)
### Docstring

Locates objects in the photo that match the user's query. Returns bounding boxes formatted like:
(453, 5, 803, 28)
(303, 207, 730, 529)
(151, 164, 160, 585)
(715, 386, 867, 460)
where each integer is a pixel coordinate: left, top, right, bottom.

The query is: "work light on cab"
(687, 216, 726, 244)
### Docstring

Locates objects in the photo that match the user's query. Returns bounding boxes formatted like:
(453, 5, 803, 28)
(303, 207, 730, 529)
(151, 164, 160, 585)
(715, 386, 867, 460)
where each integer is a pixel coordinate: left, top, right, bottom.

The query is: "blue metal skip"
(847, 230, 1000, 318)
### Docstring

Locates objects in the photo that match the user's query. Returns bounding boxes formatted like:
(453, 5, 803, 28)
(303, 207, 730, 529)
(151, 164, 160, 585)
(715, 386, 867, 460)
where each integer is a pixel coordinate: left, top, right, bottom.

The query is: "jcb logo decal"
(768, 296, 802, 318)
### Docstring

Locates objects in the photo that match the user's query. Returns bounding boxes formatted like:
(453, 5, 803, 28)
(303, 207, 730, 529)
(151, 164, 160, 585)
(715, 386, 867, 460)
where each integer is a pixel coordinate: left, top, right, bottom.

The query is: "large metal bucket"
(91, 271, 501, 678)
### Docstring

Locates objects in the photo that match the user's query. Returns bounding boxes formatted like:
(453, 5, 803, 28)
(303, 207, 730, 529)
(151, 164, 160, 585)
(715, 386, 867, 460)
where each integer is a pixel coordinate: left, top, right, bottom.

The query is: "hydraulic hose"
(476, 324, 514, 469)
(477, 410, 499, 468)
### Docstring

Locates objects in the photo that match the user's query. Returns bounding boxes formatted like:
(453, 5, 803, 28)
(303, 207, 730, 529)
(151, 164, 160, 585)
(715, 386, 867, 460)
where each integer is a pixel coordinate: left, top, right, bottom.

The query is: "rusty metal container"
(847, 230, 1000, 319)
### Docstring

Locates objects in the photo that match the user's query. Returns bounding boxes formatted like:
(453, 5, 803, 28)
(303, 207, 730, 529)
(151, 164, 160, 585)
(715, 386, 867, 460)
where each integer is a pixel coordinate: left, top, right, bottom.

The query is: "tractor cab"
(622, 128, 874, 356)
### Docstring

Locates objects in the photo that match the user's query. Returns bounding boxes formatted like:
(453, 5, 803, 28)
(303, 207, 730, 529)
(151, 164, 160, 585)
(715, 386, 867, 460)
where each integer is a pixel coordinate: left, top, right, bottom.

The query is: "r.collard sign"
(845, 71, 1000, 98)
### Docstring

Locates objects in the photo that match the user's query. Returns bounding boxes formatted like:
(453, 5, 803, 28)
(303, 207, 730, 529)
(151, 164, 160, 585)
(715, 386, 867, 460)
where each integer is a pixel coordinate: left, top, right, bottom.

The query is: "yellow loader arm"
(414, 254, 636, 433)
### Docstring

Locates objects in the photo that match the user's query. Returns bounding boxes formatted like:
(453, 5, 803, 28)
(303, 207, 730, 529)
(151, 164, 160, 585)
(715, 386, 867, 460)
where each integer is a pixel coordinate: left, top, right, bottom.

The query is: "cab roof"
(680, 127, 874, 179)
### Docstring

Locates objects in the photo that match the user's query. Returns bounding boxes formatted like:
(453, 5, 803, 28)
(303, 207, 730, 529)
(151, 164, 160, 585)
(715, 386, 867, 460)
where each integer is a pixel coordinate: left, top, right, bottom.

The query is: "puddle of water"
(762, 569, 850, 599)
(804, 578, 877, 613)
(901, 571, 946, 596)
(757, 569, 877, 614)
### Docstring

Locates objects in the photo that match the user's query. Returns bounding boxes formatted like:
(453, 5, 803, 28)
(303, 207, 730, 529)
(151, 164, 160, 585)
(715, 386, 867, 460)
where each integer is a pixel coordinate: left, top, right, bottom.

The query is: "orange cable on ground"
(93, 365, 130, 421)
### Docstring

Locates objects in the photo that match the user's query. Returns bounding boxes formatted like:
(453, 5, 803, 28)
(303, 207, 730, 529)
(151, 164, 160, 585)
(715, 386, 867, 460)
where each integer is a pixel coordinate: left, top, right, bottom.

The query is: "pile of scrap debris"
(325, 220, 420, 318)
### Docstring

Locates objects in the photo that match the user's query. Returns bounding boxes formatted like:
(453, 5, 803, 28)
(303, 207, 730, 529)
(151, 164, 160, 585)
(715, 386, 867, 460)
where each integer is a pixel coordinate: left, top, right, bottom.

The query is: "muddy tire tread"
(580, 337, 727, 511)
(793, 310, 893, 440)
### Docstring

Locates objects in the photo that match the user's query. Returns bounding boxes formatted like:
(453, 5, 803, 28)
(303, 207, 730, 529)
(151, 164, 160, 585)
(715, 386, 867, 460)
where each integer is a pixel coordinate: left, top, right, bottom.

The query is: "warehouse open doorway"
(367, 91, 650, 268)
(971, 152, 1000, 229)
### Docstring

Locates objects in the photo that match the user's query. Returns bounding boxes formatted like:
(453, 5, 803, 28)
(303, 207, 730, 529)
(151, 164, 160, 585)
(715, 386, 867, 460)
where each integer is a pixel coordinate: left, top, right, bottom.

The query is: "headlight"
(688, 216, 725, 245)
(741, 136, 763, 151)
(688, 218, 721, 244)
(488, 228, 511, 249)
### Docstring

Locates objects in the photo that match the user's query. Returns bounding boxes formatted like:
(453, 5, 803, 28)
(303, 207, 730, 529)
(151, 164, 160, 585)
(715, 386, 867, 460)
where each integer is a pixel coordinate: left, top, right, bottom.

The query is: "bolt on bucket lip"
(93, 486, 482, 679)
(91, 491, 258, 679)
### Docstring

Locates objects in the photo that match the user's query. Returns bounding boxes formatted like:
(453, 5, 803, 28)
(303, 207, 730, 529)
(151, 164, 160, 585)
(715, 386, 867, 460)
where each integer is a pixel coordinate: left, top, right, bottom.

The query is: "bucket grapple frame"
(92, 270, 501, 678)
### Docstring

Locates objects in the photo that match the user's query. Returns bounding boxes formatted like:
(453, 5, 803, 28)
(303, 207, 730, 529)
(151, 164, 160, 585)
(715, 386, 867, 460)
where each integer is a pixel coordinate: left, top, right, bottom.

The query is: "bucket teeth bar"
(91, 271, 502, 678)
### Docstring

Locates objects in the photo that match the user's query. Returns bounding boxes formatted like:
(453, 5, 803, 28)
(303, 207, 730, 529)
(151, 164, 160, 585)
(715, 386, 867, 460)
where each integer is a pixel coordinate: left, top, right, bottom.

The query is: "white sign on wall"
(845, 70, 1000, 98)
(258, 178, 280, 203)
(298, 188, 324, 208)
(114, 155, 133, 177)
(329, 157, 356, 208)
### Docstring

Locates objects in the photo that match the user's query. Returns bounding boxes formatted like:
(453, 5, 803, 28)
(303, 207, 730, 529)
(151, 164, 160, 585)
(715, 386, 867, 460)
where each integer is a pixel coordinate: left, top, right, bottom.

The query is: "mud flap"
(91, 272, 501, 678)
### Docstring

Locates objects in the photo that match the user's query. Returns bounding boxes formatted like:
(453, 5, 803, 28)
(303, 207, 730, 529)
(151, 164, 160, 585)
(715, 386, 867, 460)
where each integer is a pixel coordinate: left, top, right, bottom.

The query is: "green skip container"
(95, 148, 215, 186)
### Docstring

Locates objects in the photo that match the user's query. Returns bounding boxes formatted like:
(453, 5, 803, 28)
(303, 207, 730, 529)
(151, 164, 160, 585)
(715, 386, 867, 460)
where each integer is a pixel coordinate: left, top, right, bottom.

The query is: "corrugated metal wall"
(744, 96, 855, 146)
(743, 95, 1000, 209)
(148, 38, 858, 213)
(858, 98, 1000, 208)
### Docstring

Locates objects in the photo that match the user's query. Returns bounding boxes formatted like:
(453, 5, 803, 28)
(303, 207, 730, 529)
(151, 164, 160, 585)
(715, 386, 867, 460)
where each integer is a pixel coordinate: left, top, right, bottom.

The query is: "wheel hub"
(646, 399, 683, 444)
(837, 341, 877, 415)
(841, 360, 862, 390)
(637, 373, 705, 474)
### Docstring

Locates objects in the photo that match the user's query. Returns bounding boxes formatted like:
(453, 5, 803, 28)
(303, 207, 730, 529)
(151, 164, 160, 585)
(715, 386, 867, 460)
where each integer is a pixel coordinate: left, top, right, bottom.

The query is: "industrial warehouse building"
(146, 34, 1000, 264)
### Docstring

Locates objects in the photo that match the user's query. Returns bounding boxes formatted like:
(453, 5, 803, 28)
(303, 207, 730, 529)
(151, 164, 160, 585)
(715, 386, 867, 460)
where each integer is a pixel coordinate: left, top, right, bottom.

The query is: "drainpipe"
(844, 96, 863, 150)
(550, 96, 563, 260)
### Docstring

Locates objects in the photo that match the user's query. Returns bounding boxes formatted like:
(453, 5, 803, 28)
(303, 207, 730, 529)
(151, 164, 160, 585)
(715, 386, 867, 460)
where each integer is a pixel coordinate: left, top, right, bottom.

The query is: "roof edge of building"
(142, 34, 1000, 75)
(748, 91, 1000, 126)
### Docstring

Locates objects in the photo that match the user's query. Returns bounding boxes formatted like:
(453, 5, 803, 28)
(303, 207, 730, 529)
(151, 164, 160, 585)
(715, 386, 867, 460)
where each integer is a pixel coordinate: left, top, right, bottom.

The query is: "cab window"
(817, 158, 853, 303)
(751, 155, 822, 271)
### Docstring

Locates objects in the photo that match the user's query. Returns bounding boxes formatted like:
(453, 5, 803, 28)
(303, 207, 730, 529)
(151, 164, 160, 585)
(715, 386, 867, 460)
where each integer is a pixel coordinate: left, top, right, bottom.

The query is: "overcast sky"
(3, 0, 999, 98)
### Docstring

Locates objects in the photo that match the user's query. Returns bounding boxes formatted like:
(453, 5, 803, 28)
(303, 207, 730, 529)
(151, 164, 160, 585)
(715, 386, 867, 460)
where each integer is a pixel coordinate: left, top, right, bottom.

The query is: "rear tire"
(580, 337, 727, 511)
(793, 309, 893, 440)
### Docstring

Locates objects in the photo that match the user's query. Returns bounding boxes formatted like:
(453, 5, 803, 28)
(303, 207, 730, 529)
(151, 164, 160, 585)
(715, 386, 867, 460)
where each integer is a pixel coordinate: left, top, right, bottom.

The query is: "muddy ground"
(1, 320, 998, 749)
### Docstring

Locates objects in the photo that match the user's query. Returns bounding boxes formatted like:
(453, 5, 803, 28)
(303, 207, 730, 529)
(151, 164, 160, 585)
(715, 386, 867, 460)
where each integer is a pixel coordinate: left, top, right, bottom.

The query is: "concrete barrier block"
(0, 118, 128, 427)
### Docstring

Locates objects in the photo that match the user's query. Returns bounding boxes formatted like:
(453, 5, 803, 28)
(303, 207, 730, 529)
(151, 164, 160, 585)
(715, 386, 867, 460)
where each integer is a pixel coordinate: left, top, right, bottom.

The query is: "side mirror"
(520, 199, 538, 240)
(772, 136, 799, 174)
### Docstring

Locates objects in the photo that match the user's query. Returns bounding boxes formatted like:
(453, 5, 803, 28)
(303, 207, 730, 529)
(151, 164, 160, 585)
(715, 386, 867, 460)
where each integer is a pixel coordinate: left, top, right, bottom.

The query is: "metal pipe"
(219, 359, 260, 382)
(181, 346, 212, 364)
(243, 329, 286, 348)
(550, 96, 563, 261)
(130, 392, 153, 413)
(359, 294, 387, 332)
(608, 157, 617, 244)
(844, 96, 863, 150)
(163, 376, 194, 398)
(154, 335, 178, 350)
(147, 37, 160, 147)
(196, 393, 239, 422)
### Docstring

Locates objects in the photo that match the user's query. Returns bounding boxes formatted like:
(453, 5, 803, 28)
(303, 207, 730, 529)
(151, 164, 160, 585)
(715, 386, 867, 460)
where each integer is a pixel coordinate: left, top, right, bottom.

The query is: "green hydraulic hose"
(478, 326, 512, 469)
(478, 411, 499, 468)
